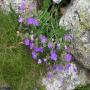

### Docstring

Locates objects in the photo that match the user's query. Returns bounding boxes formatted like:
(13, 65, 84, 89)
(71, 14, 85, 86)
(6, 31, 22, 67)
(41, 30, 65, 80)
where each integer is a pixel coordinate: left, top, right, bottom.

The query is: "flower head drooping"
(43, 58, 47, 62)
(19, 0, 26, 12)
(40, 35, 47, 44)
(34, 47, 44, 53)
(29, 41, 34, 49)
(37, 59, 42, 64)
(27, 17, 40, 26)
(48, 42, 53, 48)
(18, 16, 24, 23)
(64, 34, 72, 41)
(50, 50, 57, 61)
(24, 38, 29, 46)
(27, 17, 34, 25)
(65, 54, 72, 62)
(32, 51, 37, 59)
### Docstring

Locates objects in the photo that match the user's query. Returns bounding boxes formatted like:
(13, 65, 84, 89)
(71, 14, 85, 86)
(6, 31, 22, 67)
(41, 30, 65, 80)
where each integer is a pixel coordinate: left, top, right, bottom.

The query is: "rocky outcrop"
(0, 0, 21, 12)
(59, 0, 90, 70)
(42, 63, 90, 90)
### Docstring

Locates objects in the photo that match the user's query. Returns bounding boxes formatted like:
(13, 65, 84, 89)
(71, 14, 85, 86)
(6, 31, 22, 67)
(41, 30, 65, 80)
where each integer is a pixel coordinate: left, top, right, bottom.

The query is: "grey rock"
(59, 0, 90, 69)
(0, 0, 37, 15)
(42, 63, 90, 90)
(53, 0, 62, 4)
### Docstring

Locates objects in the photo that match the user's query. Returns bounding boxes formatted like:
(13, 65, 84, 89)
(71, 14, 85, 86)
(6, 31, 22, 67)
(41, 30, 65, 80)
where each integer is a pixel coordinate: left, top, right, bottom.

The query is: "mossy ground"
(0, 11, 46, 90)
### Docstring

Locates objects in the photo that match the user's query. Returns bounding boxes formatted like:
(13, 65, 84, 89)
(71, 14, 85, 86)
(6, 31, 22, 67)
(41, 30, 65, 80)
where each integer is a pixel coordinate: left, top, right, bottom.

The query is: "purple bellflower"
(18, 16, 24, 23)
(48, 42, 53, 48)
(50, 50, 57, 61)
(65, 54, 72, 62)
(19, 0, 26, 12)
(29, 41, 34, 49)
(27, 17, 40, 26)
(34, 47, 44, 53)
(32, 51, 37, 59)
(27, 17, 34, 25)
(24, 38, 29, 46)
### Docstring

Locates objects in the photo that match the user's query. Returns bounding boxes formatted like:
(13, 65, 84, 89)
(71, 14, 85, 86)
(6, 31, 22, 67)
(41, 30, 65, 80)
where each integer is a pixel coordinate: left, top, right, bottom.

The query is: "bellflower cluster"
(20, 20, 73, 64)
(17, 0, 75, 65)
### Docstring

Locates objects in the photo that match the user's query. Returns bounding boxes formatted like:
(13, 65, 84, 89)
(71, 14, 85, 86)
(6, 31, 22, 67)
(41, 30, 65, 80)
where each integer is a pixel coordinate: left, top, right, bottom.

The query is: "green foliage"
(0, 11, 46, 90)
(34, 10, 70, 41)
(43, 0, 52, 10)
(42, 0, 71, 19)
(75, 84, 90, 90)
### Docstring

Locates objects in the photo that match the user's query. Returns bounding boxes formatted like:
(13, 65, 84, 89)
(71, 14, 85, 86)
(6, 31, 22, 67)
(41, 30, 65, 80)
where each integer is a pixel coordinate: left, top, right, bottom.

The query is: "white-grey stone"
(0, 0, 37, 15)
(53, 0, 62, 4)
(59, 0, 90, 69)
(42, 63, 89, 90)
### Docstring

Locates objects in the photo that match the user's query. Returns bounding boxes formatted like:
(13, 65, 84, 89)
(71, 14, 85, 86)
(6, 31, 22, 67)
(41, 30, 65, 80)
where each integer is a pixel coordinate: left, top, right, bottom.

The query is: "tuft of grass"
(75, 84, 90, 90)
(0, 11, 46, 90)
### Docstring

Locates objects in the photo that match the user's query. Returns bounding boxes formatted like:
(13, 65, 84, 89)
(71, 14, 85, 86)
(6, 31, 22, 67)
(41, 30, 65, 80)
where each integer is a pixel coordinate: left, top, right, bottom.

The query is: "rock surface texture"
(42, 63, 90, 90)
(0, 0, 22, 12)
(59, 0, 90, 70)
